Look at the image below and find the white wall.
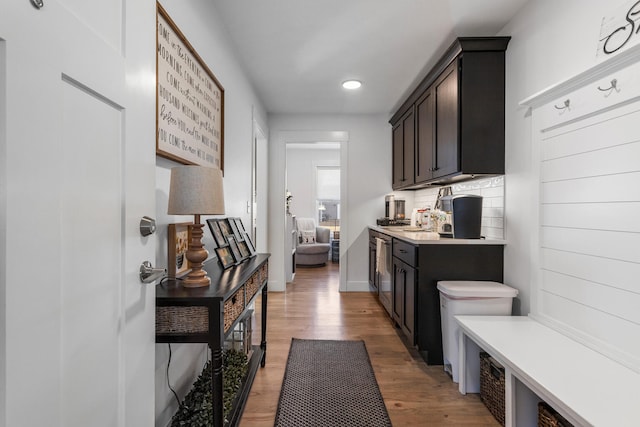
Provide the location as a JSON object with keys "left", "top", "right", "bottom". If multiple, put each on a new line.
{"left": 286, "top": 146, "right": 340, "bottom": 220}
{"left": 154, "top": 1, "right": 267, "bottom": 425}
{"left": 268, "top": 114, "right": 391, "bottom": 292}
{"left": 499, "top": 0, "right": 620, "bottom": 316}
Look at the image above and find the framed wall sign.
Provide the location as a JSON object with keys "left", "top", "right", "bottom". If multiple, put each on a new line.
{"left": 156, "top": 3, "right": 225, "bottom": 170}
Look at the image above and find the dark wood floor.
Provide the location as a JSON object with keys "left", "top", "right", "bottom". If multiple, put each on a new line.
{"left": 240, "top": 262, "right": 500, "bottom": 426}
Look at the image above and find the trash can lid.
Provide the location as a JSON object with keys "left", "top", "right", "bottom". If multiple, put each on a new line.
{"left": 437, "top": 281, "right": 518, "bottom": 298}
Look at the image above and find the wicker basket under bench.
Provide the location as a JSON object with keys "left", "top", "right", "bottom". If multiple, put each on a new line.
{"left": 156, "top": 253, "right": 270, "bottom": 427}
{"left": 479, "top": 352, "right": 574, "bottom": 427}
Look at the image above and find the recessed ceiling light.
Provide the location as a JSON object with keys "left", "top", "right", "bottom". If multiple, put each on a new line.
{"left": 342, "top": 80, "right": 362, "bottom": 90}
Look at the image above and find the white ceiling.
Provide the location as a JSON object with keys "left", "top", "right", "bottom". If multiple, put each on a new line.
{"left": 212, "top": 0, "right": 529, "bottom": 115}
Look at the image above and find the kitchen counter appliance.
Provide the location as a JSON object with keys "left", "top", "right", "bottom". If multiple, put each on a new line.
{"left": 384, "top": 194, "right": 406, "bottom": 221}
{"left": 438, "top": 194, "right": 483, "bottom": 239}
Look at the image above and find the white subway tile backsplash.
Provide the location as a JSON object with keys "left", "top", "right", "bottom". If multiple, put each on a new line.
{"left": 415, "top": 176, "right": 505, "bottom": 239}
{"left": 481, "top": 186, "right": 504, "bottom": 198}
{"left": 491, "top": 198, "right": 504, "bottom": 208}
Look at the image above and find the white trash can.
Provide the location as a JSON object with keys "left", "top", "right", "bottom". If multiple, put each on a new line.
{"left": 437, "top": 281, "right": 518, "bottom": 389}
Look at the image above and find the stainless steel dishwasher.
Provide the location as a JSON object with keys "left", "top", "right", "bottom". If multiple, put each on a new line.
{"left": 375, "top": 235, "right": 392, "bottom": 316}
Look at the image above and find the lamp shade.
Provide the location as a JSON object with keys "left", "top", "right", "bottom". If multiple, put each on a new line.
{"left": 167, "top": 166, "right": 225, "bottom": 215}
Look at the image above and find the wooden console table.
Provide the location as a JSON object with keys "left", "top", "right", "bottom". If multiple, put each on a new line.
{"left": 156, "top": 253, "right": 270, "bottom": 427}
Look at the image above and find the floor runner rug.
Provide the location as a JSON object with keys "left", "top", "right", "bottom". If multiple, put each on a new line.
{"left": 274, "top": 338, "right": 392, "bottom": 427}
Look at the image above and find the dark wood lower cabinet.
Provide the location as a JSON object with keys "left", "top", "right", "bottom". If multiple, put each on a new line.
{"left": 392, "top": 257, "right": 416, "bottom": 343}
{"left": 415, "top": 244, "right": 503, "bottom": 365}
{"left": 381, "top": 234, "right": 504, "bottom": 365}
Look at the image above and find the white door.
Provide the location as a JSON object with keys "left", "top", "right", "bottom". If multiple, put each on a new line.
{"left": 0, "top": 2, "right": 156, "bottom": 427}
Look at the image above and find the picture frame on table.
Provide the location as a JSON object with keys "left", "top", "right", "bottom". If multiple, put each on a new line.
{"left": 227, "top": 235, "right": 245, "bottom": 263}
{"left": 237, "top": 240, "right": 251, "bottom": 259}
{"left": 218, "top": 218, "right": 233, "bottom": 240}
{"left": 244, "top": 233, "right": 257, "bottom": 257}
{"left": 234, "top": 218, "right": 246, "bottom": 234}
{"left": 206, "top": 218, "right": 226, "bottom": 247}
{"left": 168, "top": 222, "right": 192, "bottom": 278}
{"left": 215, "top": 246, "right": 235, "bottom": 269}
{"left": 229, "top": 217, "right": 244, "bottom": 242}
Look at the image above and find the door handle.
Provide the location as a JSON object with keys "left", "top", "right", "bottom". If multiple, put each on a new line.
{"left": 139, "top": 261, "right": 167, "bottom": 284}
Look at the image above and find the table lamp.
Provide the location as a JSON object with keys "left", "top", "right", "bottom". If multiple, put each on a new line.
{"left": 168, "top": 165, "right": 225, "bottom": 287}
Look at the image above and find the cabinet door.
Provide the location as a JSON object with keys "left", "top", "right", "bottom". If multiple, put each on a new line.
{"left": 392, "top": 258, "right": 404, "bottom": 324}
{"left": 392, "top": 122, "right": 404, "bottom": 188}
{"left": 415, "top": 89, "right": 435, "bottom": 183}
{"left": 401, "top": 264, "right": 415, "bottom": 342}
{"left": 434, "top": 62, "right": 459, "bottom": 179}
{"left": 393, "top": 258, "right": 416, "bottom": 344}
{"left": 392, "top": 109, "right": 415, "bottom": 189}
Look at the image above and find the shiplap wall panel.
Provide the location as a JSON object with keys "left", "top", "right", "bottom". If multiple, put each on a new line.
{"left": 542, "top": 248, "right": 639, "bottom": 294}
{"left": 541, "top": 141, "right": 640, "bottom": 182}
{"left": 541, "top": 227, "right": 640, "bottom": 264}
{"left": 538, "top": 292, "right": 640, "bottom": 363}
{"left": 542, "top": 172, "right": 640, "bottom": 204}
{"left": 541, "top": 107, "right": 640, "bottom": 161}
{"left": 525, "top": 45, "right": 640, "bottom": 372}
{"left": 541, "top": 202, "right": 640, "bottom": 232}
{"left": 540, "top": 270, "right": 640, "bottom": 324}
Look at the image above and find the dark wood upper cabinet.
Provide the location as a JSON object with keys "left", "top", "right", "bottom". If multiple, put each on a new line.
{"left": 433, "top": 62, "right": 458, "bottom": 180}
{"left": 392, "top": 108, "right": 415, "bottom": 189}
{"left": 390, "top": 37, "right": 510, "bottom": 189}
{"left": 415, "top": 88, "right": 434, "bottom": 183}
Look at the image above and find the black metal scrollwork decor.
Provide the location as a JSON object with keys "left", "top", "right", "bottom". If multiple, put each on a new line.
{"left": 601, "top": 0, "right": 640, "bottom": 55}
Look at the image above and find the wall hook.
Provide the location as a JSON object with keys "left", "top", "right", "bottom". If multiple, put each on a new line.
{"left": 30, "top": 0, "right": 43, "bottom": 9}
{"left": 597, "top": 78, "right": 619, "bottom": 93}
{"left": 554, "top": 99, "right": 570, "bottom": 110}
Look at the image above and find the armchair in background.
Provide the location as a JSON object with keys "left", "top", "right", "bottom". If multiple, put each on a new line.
{"left": 295, "top": 217, "right": 331, "bottom": 266}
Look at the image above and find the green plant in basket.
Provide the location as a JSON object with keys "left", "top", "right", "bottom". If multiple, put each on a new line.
{"left": 171, "top": 349, "right": 248, "bottom": 426}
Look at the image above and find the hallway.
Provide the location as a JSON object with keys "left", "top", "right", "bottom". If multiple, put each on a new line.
{"left": 240, "top": 263, "right": 499, "bottom": 426}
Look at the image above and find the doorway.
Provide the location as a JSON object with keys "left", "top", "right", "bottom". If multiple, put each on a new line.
{"left": 286, "top": 143, "right": 341, "bottom": 279}
{"left": 270, "top": 130, "right": 348, "bottom": 292}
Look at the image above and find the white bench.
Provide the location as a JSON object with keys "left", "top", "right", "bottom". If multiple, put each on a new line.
{"left": 456, "top": 315, "right": 640, "bottom": 427}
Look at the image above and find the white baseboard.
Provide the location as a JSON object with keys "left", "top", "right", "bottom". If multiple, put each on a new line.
{"left": 345, "top": 281, "right": 372, "bottom": 292}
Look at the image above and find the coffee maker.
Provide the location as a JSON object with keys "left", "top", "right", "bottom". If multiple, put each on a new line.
{"left": 438, "top": 194, "right": 483, "bottom": 238}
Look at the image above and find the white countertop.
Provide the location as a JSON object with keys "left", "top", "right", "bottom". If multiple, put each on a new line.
{"left": 369, "top": 225, "right": 506, "bottom": 245}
